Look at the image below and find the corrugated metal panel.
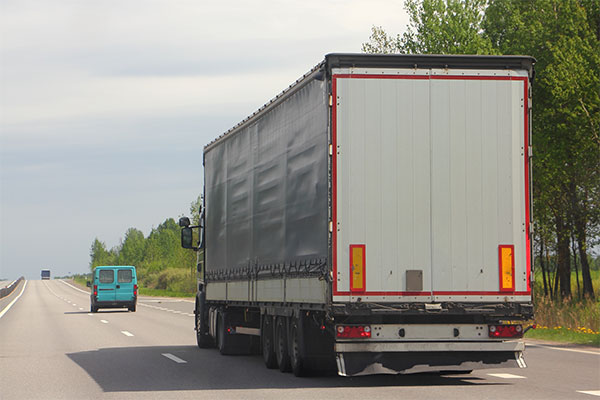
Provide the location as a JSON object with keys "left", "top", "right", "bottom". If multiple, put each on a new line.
{"left": 333, "top": 68, "right": 530, "bottom": 302}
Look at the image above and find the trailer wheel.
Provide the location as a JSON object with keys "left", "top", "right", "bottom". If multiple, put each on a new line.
{"left": 261, "top": 316, "right": 277, "bottom": 369}
{"left": 274, "top": 316, "right": 291, "bottom": 372}
{"left": 289, "top": 317, "right": 307, "bottom": 376}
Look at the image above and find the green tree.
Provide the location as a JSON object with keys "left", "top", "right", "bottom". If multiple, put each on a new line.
{"left": 485, "top": 0, "right": 599, "bottom": 299}
{"left": 89, "top": 238, "right": 115, "bottom": 270}
{"left": 363, "top": 0, "right": 599, "bottom": 299}
{"left": 362, "top": 0, "right": 496, "bottom": 54}
{"left": 119, "top": 228, "right": 146, "bottom": 266}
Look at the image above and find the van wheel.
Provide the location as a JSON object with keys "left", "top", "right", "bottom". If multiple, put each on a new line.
{"left": 129, "top": 304, "right": 136, "bottom": 312}
{"left": 262, "top": 315, "right": 277, "bottom": 369}
{"left": 275, "top": 316, "right": 291, "bottom": 372}
{"left": 91, "top": 305, "right": 97, "bottom": 313}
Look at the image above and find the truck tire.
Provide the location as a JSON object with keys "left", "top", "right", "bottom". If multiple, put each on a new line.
{"left": 289, "top": 317, "right": 307, "bottom": 376}
{"left": 195, "top": 298, "right": 213, "bottom": 348}
{"left": 217, "top": 311, "right": 229, "bottom": 355}
{"left": 275, "top": 316, "right": 291, "bottom": 372}
{"left": 261, "top": 315, "right": 277, "bottom": 369}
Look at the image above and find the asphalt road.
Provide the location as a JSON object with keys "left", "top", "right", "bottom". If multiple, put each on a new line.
{"left": 1, "top": 280, "right": 598, "bottom": 400}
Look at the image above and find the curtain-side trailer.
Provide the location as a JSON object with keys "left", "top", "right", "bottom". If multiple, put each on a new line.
{"left": 179, "top": 53, "right": 535, "bottom": 377}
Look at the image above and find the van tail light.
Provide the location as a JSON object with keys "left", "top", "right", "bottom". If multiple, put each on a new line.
{"left": 488, "top": 324, "right": 523, "bottom": 338}
{"left": 134, "top": 284, "right": 138, "bottom": 296}
{"left": 93, "top": 285, "right": 97, "bottom": 296}
{"left": 336, "top": 325, "right": 371, "bottom": 339}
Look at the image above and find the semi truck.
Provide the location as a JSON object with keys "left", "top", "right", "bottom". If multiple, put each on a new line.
{"left": 41, "top": 269, "right": 51, "bottom": 280}
{"left": 179, "top": 53, "right": 534, "bottom": 377}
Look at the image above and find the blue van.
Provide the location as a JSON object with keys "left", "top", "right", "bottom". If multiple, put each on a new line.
{"left": 88, "top": 266, "right": 137, "bottom": 312}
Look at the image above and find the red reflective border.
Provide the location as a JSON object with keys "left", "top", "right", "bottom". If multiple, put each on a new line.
{"left": 331, "top": 73, "right": 531, "bottom": 297}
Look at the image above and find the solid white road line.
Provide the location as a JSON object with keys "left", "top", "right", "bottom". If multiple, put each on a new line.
{"left": 59, "top": 279, "right": 89, "bottom": 294}
{"left": 100, "top": 320, "right": 108, "bottom": 324}
{"left": 0, "top": 280, "right": 28, "bottom": 320}
{"left": 528, "top": 343, "right": 600, "bottom": 356}
{"left": 487, "top": 373, "right": 526, "bottom": 379}
{"left": 162, "top": 353, "right": 187, "bottom": 364}
{"left": 121, "top": 331, "right": 134, "bottom": 337}
{"left": 577, "top": 390, "right": 600, "bottom": 397}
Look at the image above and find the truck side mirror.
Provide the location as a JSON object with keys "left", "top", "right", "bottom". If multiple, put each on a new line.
{"left": 179, "top": 217, "right": 191, "bottom": 227}
{"left": 181, "top": 227, "right": 194, "bottom": 249}
{"left": 86, "top": 281, "right": 91, "bottom": 288}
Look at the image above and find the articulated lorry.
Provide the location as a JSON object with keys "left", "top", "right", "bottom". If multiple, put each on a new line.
{"left": 179, "top": 53, "right": 534, "bottom": 376}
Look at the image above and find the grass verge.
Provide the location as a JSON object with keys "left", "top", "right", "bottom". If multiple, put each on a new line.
{"left": 525, "top": 326, "right": 600, "bottom": 347}
{"left": 139, "top": 287, "right": 194, "bottom": 298}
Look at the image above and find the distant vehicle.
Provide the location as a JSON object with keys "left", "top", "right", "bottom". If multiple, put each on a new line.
{"left": 179, "top": 54, "right": 534, "bottom": 377}
{"left": 41, "top": 270, "right": 51, "bottom": 280}
{"left": 87, "top": 266, "right": 137, "bottom": 312}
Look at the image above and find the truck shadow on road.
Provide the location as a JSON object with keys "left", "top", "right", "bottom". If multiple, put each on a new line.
{"left": 67, "top": 346, "right": 508, "bottom": 392}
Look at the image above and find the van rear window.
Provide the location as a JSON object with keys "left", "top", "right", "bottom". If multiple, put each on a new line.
{"left": 99, "top": 270, "right": 114, "bottom": 283}
{"left": 118, "top": 269, "right": 133, "bottom": 283}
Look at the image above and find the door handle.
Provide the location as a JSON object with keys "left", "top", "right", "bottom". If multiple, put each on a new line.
{"left": 116, "top": 285, "right": 120, "bottom": 289}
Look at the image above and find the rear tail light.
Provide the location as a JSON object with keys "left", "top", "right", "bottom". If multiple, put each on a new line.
{"left": 489, "top": 324, "right": 523, "bottom": 338}
{"left": 134, "top": 284, "right": 138, "bottom": 295}
{"left": 93, "top": 284, "right": 97, "bottom": 296}
{"left": 336, "top": 325, "right": 371, "bottom": 339}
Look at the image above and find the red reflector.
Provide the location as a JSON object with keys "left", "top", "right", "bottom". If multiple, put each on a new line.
{"left": 134, "top": 284, "right": 138, "bottom": 294}
{"left": 336, "top": 325, "right": 371, "bottom": 339}
{"left": 488, "top": 324, "right": 523, "bottom": 338}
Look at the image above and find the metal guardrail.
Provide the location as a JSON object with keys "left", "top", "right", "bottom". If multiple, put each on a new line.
{"left": 0, "top": 277, "right": 24, "bottom": 299}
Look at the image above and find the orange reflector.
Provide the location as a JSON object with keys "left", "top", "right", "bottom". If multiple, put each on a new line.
{"left": 498, "top": 245, "right": 515, "bottom": 291}
{"left": 350, "top": 244, "right": 366, "bottom": 293}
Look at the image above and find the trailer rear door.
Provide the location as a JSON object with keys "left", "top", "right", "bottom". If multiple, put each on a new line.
{"left": 332, "top": 67, "right": 531, "bottom": 304}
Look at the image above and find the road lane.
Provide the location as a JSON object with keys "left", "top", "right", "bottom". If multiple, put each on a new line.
{"left": 1, "top": 280, "right": 598, "bottom": 400}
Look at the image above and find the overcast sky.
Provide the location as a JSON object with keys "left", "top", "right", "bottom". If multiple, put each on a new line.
{"left": 0, "top": 0, "right": 409, "bottom": 280}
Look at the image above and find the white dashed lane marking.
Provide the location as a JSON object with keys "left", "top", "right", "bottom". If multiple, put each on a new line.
{"left": 577, "top": 391, "right": 600, "bottom": 397}
{"left": 162, "top": 353, "right": 187, "bottom": 364}
{"left": 487, "top": 373, "right": 526, "bottom": 379}
{"left": 527, "top": 343, "right": 600, "bottom": 356}
{"left": 100, "top": 320, "right": 108, "bottom": 324}
{"left": 139, "top": 302, "right": 194, "bottom": 317}
{"left": 121, "top": 331, "right": 134, "bottom": 337}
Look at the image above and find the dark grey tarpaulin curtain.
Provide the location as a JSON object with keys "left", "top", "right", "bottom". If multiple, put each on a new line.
{"left": 204, "top": 77, "right": 329, "bottom": 272}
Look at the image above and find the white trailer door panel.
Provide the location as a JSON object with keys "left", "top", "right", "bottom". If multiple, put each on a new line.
{"left": 332, "top": 68, "right": 531, "bottom": 303}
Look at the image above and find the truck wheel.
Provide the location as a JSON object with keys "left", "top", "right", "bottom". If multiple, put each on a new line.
{"left": 289, "top": 317, "right": 307, "bottom": 376}
{"left": 195, "top": 299, "right": 213, "bottom": 348}
{"left": 275, "top": 316, "right": 291, "bottom": 372}
{"left": 217, "top": 311, "right": 228, "bottom": 355}
{"left": 261, "top": 316, "right": 278, "bottom": 369}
